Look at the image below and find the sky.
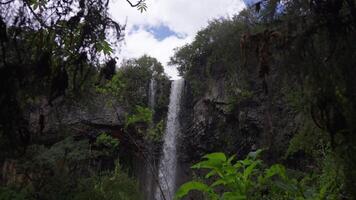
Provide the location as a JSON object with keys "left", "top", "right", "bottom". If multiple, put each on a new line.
{"left": 109, "top": 0, "right": 248, "bottom": 79}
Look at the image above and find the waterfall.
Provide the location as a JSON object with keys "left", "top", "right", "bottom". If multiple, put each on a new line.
{"left": 145, "top": 72, "right": 156, "bottom": 200}
{"left": 148, "top": 76, "right": 156, "bottom": 109}
{"left": 154, "top": 79, "right": 184, "bottom": 200}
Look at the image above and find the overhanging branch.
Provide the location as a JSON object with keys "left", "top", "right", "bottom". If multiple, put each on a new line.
{"left": 126, "top": 0, "right": 143, "bottom": 7}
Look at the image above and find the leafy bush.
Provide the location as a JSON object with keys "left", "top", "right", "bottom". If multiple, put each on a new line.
{"left": 74, "top": 164, "right": 141, "bottom": 200}
{"left": 95, "top": 132, "right": 120, "bottom": 156}
{"left": 146, "top": 119, "right": 165, "bottom": 142}
{"left": 175, "top": 150, "right": 341, "bottom": 200}
{"left": 125, "top": 106, "right": 153, "bottom": 129}
{"left": 175, "top": 150, "right": 285, "bottom": 199}
{"left": 0, "top": 186, "right": 27, "bottom": 200}
{"left": 96, "top": 55, "right": 167, "bottom": 110}
{"left": 96, "top": 71, "right": 125, "bottom": 100}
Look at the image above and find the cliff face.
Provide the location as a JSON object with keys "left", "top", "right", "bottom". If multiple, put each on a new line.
{"left": 27, "top": 95, "right": 125, "bottom": 133}
{"left": 176, "top": 62, "right": 299, "bottom": 188}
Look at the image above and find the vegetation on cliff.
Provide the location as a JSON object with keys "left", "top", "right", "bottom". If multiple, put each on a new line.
{"left": 0, "top": 0, "right": 356, "bottom": 199}
{"left": 172, "top": 0, "right": 356, "bottom": 199}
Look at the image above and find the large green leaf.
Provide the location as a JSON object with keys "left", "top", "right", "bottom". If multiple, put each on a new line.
{"left": 243, "top": 161, "right": 259, "bottom": 181}
{"left": 192, "top": 153, "right": 227, "bottom": 169}
{"left": 203, "top": 152, "right": 227, "bottom": 162}
{"left": 265, "top": 164, "right": 286, "bottom": 180}
{"left": 192, "top": 159, "right": 222, "bottom": 170}
{"left": 174, "top": 181, "right": 216, "bottom": 200}
{"left": 221, "top": 192, "right": 246, "bottom": 200}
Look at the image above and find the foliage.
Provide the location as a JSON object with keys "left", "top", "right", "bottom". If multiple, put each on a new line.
{"left": 18, "top": 137, "right": 91, "bottom": 199}
{"left": 175, "top": 150, "right": 342, "bottom": 200}
{"left": 0, "top": 0, "right": 151, "bottom": 155}
{"left": 95, "top": 132, "right": 119, "bottom": 156}
{"left": 0, "top": 135, "right": 138, "bottom": 200}
{"left": 227, "top": 88, "right": 253, "bottom": 115}
{"left": 170, "top": 17, "right": 251, "bottom": 99}
{"left": 0, "top": 186, "right": 26, "bottom": 200}
{"left": 146, "top": 119, "right": 165, "bottom": 142}
{"left": 97, "top": 55, "right": 167, "bottom": 110}
{"left": 171, "top": 0, "right": 356, "bottom": 198}
{"left": 0, "top": 0, "right": 141, "bottom": 153}
{"left": 96, "top": 70, "right": 124, "bottom": 98}
{"left": 286, "top": 119, "right": 328, "bottom": 159}
{"left": 123, "top": 105, "right": 166, "bottom": 142}
{"left": 74, "top": 163, "right": 141, "bottom": 200}
{"left": 125, "top": 106, "right": 153, "bottom": 129}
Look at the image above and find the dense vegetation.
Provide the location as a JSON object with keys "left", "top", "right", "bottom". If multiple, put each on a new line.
{"left": 1, "top": 0, "right": 356, "bottom": 199}
{"left": 171, "top": 0, "right": 356, "bottom": 199}
{"left": 0, "top": 0, "right": 167, "bottom": 199}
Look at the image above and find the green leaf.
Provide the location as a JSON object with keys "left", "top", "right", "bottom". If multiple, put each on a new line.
{"left": 137, "top": 0, "right": 147, "bottom": 13}
{"left": 243, "top": 161, "right": 258, "bottom": 180}
{"left": 95, "top": 42, "right": 102, "bottom": 52}
{"left": 192, "top": 160, "right": 222, "bottom": 169}
{"left": 203, "top": 152, "right": 227, "bottom": 162}
{"left": 95, "top": 40, "right": 113, "bottom": 55}
{"left": 205, "top": 170, "right": 217, "bottom": 178}
{"left": 274, "top": 180, "right": 299, "bottom": 194}
{"left": 227, "top": 155, "right": 236, "bottom": 164}
{"left": 222, "top": 192, "right": 246, "bottom": 200}
{"left": 33, "top": 3, "right": 39, "bottom": 10}
{"left": 28, "top": 0, "right": 37, "bottom": 5}
{"left": 174, "top": 181, "right": 212, "bottom": 200}
{"left": 102, "top": 41, "right": 113, "bottom": 55}
{"left": 265, "top": 164, "right": 286, "bottom": 180}
{"left": 211, "top": 179, "right": 225, "bottom": 187}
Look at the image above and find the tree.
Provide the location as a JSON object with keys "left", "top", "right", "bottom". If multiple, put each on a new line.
{"left": 0, "top": 0, "right": 146, "bottom": 154}
{"left": 170, "top": 0, "right": 356, "bottom": 198}
{"left": 97, "top": 55, "right": 166, "bottom": 110}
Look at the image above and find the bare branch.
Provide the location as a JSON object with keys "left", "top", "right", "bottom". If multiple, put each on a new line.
{"left": 23, "top": 0, "right": 51, "bottom": 29}
{"left": 0, "top": 0, "right": 15, "bottom": 5}
{"left": 125, "top": 0, "right": 143, "bottom": 7}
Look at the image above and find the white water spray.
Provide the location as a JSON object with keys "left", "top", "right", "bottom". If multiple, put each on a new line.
{"left": 154, "top": 79, "right": 184, "bottom": 200}
{"left": 148, "top": 69, "right": 156, "bottom": 109}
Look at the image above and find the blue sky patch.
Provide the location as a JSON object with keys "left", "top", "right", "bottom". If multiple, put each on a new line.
{"left": 147, "top": 25, "right": 182, "bottom": 41}
{"left": 129, "top": 24, "right": 186, "bottom": 41}
{"left": 243, "top": 0, "right": 258, "bottom": 7}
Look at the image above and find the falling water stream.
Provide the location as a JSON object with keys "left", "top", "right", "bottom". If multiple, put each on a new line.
{"left": 154, "top": 79, "right": 184, "bottom": 200}
{"left": 144, "top": 73, "right": 157, "bottom": 199}
{"left": 148, "top": 74, "right": 156, "bottom": 109}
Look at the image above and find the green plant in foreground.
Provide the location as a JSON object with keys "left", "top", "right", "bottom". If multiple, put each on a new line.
{"left": 175, "top": 150, "right": 339, "bottom": 200}
{"left": 74, "top": 163, "right": 141, "bottom": 200}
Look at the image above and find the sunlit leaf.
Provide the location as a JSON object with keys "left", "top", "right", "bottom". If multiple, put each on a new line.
{"left": 203, "top": 152, "right": 227, "bottom": 162}
{"left": 174, "top": 181, "right": 212, "bottom": 199}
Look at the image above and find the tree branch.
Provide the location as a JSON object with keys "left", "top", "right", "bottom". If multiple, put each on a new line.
{"left": 23, "top": 0, "right": 51, "bottom": 29}
{"left": 0, "top": 0, "right": 15, "bottom": 5}
{"left": 126, "top": 0, "right": 143, "bottom": 7}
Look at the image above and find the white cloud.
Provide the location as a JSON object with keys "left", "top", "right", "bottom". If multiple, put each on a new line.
{"left": 120, "top": 27, "right": 192, "bottom": 79}
{"left": 109, "top": 0, "right": 246, "bottom": 79}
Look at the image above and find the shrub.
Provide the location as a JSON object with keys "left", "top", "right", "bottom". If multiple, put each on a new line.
{"left": 125, "top": 106, "right": 153, "bottom": 129}
{"left": 95, "top": 132, "right": 119, "bottom": 154}
{"left": 175, "top": 150, "right": 341, "bottom": 200}
{"left": 74, "top": 164, "right": 141, "bottom": 200}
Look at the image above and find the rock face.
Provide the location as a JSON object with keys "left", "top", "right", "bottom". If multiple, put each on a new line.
{"left": 27, "top": 95, "right": 125, "bottom": 135}
{"left": 176, "top": 64, "right": 299, "bottom": 190}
